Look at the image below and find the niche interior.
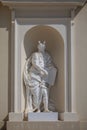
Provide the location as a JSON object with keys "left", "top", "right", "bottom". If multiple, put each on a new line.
{"left": 21, "top": 25, "right": 64, "bottom": 112}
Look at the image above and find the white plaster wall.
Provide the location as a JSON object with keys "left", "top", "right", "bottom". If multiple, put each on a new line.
{"left": 72, "top": 4, "right": 87, "bottom": 120}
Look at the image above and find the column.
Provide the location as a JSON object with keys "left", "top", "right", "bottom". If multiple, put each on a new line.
{"left": 60, "top": 18, "right": 79, "bottom": 121}
{"left": 9, "top": 9, "right": 23, "bottom": 121}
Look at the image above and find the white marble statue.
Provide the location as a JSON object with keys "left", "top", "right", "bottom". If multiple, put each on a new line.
{"left": 24, "top": 41, "right": 57, "bottom": 113}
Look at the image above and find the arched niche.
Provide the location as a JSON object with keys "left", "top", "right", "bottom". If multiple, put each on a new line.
{"left": 21, "top": 25, "right": 64, "bottom": 112}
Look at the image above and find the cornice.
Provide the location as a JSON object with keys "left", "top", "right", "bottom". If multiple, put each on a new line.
{"left": 1, "top": 0, "right": 83, "bottom": 8}
{"left": 1, "top": 0, "right": 85, "bottom": 18}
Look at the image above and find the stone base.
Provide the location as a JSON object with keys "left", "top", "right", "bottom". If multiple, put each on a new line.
{"left": 28, "top": 112, "right": 58, "bottom": 121}
{"left": 59, "top": 112, "right": 79, "bottom": 121}
{"left": 7, "top": 121, "right": 80, "bottom": 130}
{"left": 9, "top": 112, "right": 23, "bottom": 121}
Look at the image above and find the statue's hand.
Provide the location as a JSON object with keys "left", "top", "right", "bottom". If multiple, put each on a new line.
{"left": 40, "top": 70, "right": 48, "bottom": 77}
{"left": 40, "top": 71, "right": 45, "bottom": 76}
{"left": 44, "top": 70, "right": 48, "bottom": 76}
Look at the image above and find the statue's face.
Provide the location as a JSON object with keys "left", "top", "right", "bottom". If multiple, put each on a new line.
{"left": 38, "top": 43, "right": 46, "bottom": 52}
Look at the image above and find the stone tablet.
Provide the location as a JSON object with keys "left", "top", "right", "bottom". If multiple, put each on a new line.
{"left": 46, "top": 67, "right": 57, "bottom": 86}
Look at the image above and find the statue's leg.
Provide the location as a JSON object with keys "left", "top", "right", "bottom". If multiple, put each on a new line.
{"left": 25, "top": 86, "right": 33, "bottom": 113}
{"left": 32, "top": 85, "right": 40, "bottom": 112}
{"left": 43, "top": 88, "right": 49, "bottom": 112}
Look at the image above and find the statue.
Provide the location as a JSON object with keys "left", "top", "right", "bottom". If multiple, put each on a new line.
{"left": 24, "top": 41, "right": 57, "bottom": 114}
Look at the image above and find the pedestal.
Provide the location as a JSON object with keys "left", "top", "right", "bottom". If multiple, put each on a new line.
{"left": 28, "top": 112, "right": 58, "bottom": 121}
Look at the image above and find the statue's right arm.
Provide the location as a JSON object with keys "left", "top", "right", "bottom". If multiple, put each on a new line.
{"left": 24, "top": 57, "right": 32, "bottom": 86}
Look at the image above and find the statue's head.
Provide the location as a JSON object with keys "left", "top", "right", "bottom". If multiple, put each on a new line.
{"left": 37, "top": 41, "right": 46, "bottom": 52}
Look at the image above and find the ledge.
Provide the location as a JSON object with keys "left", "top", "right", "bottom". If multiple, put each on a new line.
{"left": 1, "top": 0, "right": 83, "bottom": 8}
{"left": 7, "top": 121, "right": 80, "bottom": 130}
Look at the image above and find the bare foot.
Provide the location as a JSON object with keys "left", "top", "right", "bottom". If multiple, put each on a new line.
{"left": 44, "top": 109, "right": 51, "bottom": 112}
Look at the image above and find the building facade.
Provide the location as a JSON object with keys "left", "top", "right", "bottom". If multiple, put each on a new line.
{"left": 0, "top": 0, "right": 87, "bottom": 130}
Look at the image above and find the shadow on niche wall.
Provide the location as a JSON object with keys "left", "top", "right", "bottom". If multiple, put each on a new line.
{"left": 23, "top": 25, "right": 65, "bottom": 112}
{"left": 0, "top": 3, "right": 11, "bottom": 116}
{"left": 0, "top": 2, "right": 11, "bottom": 130}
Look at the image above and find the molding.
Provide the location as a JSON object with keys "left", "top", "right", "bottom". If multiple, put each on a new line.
{"left": 11, "top": 9, "right": 15, "bottom": 112}
{"left": 1, "top": 1, "right": 83, "bottom": 12}
{"left": 16, "top": 18, "right": 71, "bottom": 25}
{"left": 1, "top": 1, "right": 83, "bottom": 6}
{"left": 1, "top": 1, "right": 84, "bottom": 18}
{"left": 7, "top": 121, "right": 80, "bottom": 130}
{"left": 1, "top": 1, "right": 85, "bottom": 19}
{"left": 11, "top": 9, "right": 22, "bottom": 112}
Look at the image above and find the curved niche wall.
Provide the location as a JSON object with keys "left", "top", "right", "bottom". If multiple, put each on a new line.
{"left": 21, "top": 25, "right": 64, "bottom": 112}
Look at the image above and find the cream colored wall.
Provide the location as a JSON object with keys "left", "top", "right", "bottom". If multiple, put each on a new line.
{"left": 0, "top": 4, "right": 11, "bottom": 121}
{"left": 72, "top": 4, "right": 87, "bottom": 120}
{"left": 0, "top": 1, "right": 87, "bottom": 123}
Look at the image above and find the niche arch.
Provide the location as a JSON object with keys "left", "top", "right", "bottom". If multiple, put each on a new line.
{"left": 21, "top": 25, "right": 64, "bottom": 112}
